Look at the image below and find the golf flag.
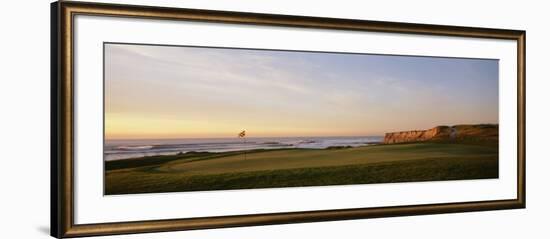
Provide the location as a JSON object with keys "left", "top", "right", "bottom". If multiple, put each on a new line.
{"left": 238, "top": 130, "right": 246, "bottom": 138}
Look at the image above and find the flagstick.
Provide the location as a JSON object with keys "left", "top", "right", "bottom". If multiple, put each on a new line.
{"left": 239, "top": 130, "right": 247, "bottom": 160}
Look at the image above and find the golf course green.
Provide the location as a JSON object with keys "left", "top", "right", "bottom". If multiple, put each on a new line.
{"left": 105, "top": 142, "right": 498, "bottom": 195}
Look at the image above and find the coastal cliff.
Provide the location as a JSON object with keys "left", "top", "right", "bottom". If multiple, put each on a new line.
{"left": 384, "top": 124, "right": 498, "bottom": 144}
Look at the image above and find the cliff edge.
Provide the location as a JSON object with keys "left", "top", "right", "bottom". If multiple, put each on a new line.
{"left": 384, "top": 124, "right": 498, "bottom": 144}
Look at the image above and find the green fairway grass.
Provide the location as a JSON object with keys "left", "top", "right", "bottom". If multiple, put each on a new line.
{"left": 105, "top": 142, "right": 498, "bottom": 195}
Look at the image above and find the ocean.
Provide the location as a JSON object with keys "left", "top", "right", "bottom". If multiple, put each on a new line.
{"left": 105, "top": 136, "right": 383, "bottom": 161}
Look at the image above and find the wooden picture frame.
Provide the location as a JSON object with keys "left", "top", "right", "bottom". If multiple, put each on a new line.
{"left": 51, "top": 1, "right": 525, "bottom": 238}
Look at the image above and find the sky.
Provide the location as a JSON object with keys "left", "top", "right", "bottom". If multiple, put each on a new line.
{"left": 104, "top": 43, "right": 498, "bottom": 139}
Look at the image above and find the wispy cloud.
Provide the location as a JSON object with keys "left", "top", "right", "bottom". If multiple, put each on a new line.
{"left": 105, "top": 44, "right": 498, "bottom": 138}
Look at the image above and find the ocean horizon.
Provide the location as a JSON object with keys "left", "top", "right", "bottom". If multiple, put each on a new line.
{"left": 105, "top": 136, "right": 384, "bottom": 161}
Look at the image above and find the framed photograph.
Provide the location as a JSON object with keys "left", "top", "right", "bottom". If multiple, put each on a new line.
{"left": 51, "top": 1, "right": 526, "bottom": 238}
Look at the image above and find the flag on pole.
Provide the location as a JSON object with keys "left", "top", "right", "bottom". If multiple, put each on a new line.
{"left": 239, "top": 130, "right": 247, "bottom": 160}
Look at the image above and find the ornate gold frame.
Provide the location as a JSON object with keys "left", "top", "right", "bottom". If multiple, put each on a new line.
{"left": 51, "top": 1, "right": 526, "bottom": 237}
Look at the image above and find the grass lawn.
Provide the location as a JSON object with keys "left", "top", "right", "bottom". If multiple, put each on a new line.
{"left": 105, "top": 142, "right": 498, "bottom": 195}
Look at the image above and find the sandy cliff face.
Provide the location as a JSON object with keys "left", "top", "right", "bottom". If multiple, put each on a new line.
{"left": 383, "top": 124, "right": 497, "bottom": 144}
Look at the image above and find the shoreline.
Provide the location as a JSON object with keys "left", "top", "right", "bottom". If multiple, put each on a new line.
{"left": 105, "top": 142, "right": 383, "bottom": 162}
{"left": 105, "top": 135, "right": 386, "bottom": 142}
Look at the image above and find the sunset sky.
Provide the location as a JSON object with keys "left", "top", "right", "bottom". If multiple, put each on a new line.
{"left": 104, "top": 43, "right": 498, "bottom": 139}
